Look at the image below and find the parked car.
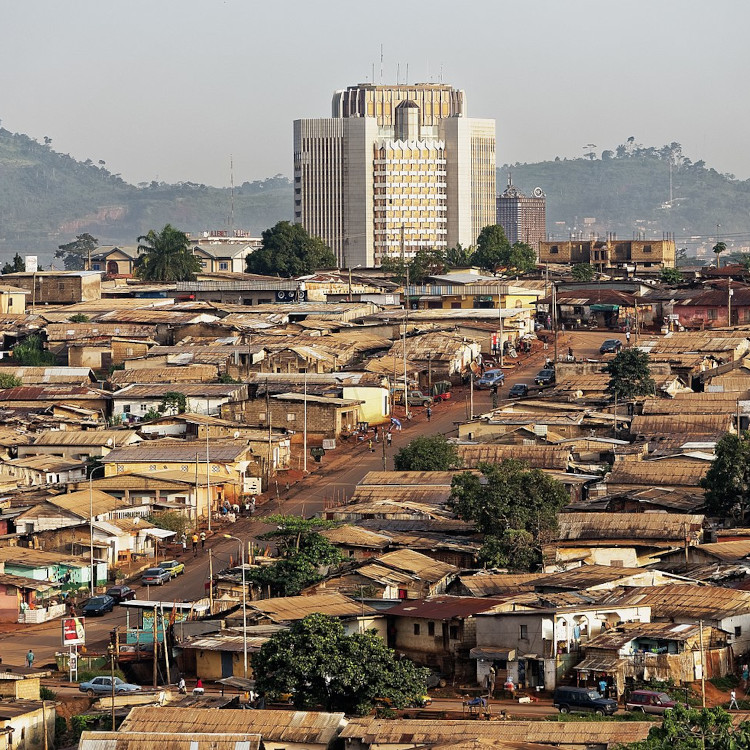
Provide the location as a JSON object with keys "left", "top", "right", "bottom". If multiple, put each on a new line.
{"left": 81, "top": 595, "right": 115, "bottom": 617}
{"left": 626, "top": 690, "right": 681, "bottom": 715}
{"left": 394, "top": 389, "right": 433, "bottom": 407}
{"left": 477, "top": 370, "right": 505, "bottom": 389}
{"left": 508, "top": 383, "right": 529, "bottom": 398}
{"left": 599, "top": 338, "right": 623, "bottom": 354}
{"left": 426, "top": 671, "right": 448, "bottom": 689}
{"left": 79, "top": 676, "right": 141, "bottom": 697}
{"left": 553, "top": 686, "right": 618, "bottom": 716}
{"left": 534, "top": 368, "right": 556, "bottom": 386}
{"left": 159, "top": 560, "right": 185, "bottom": 577}
{"left": 141, "top": 567, "right": 171, "bottom": 586}
{"left": 105, "top": 585, "right": 136, "bottom": 604}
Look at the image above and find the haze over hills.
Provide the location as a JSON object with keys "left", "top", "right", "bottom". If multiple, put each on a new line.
{"left": 1, "top": 126, "right": 749, "bottom": 266}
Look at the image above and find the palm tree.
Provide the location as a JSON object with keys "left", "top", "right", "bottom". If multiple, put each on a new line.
{"left": 135, "top": 224, "right": 203, "bottom": 281}
{"left": 713, "top": 241, "right": 727, "bottom": 269}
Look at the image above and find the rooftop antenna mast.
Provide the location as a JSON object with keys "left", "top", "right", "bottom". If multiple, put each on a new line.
{"left": 397, "top": 62, "right": 400, "bottom": 85}
{"left": 440, "top": 64, "right": 443, "bottom": 83}
{"left": 229, "top": 155, "right": 235, "bottom": 232}
{"left": 380, "top": 44, "right": 383, "bottom": 84}
{"left": 406, "top": 63, "right": 409, "bottom": 85}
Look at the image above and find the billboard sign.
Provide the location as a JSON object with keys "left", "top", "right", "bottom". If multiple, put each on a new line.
{"left": 25, "top": 256, "right": 38, "bottom": 273}
{"left": 61, "top": 616, "right": 85, "bottom": 646}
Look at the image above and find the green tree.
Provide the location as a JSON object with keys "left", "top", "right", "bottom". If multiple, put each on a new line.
{"left": 1, "top": 253, "right": 25, "bottom": 275}
{"left": 246, "top": 221, "right": 336, "bottom": 277}
{"left": 445, "top": 243, "right": 474, "bottom": 268}
{"left": 473, "top": 224, "right": 511, "bottom": 274}
{"left": 620, "top": 703, "right": 750, "bottom": 749}
{"left": 700, "top": 432, "right": 750, "bottom": 520}
{"left": 146, "top": 510, "right": 189, "bottom": 538}
{"left": 408, "top": 248, "right": 446, "bottom": 284}
{"left": 247, "top": 516, "right": 343, "bottom": 596}
{"left": 11, "top": 335, "right": 55, "bottom": 366}
{"left": 508, "top": 242, "right": 537, "bottom": 273}
{"left": 380, "top": 255, "right": 407, "bottom": 284}
{"left": 394, "top": 434, "right": 461, "bottom": 471}
{"left": 253, "top": 613, "right": 428, "bottom": 714}
{"left": 135, "top": 224, "right": 202, "bottom": 281}
{"left": 660, "top": 267, "right": 683, "bottom": 284}
{"left": 0, "top": 373, "right": 22, "bottom": 389}
{"left": 69, "top": 313, "right": 90, "bottom": 323}
{"left": 56, "top": 233, "right": 98, "bottom": 271}
{"left": 571, "top": 263, "right": 596, "bottom": 282}
{"left": 604, "top": 348, "right": 655, "bottom": 400}
{"left": 450, "top": 460, "right": 568, "bottom": 570}
{"left": 713, "top": 241, "right": 727, "bottom": 268}
{"left": 159, "top": 391, "right": 188, "bottom": 414}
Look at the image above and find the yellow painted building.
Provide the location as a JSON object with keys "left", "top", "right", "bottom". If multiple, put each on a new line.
{"left": 409, "top": 278, "right": 546, "bottom": 311}
{"left": 0, "top": 285, "right": 28, "bottom": 314}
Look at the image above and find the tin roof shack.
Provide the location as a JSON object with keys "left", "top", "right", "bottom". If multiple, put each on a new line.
{"left": 544, "top": 512, "right": 706, "bottom": 571}
{"left": 458, "top": 411, "right": 587, "bottom": 443}
{"left": 639, "top": 331, "right": 750, "bottom": 362}
{"left": 1, "top": 367, "right": 96, "bottom": 385}
{"left": 80, "top": 732, "right": 261, "bottom": 750}
{"left": 450, "top": 573, "right": 545, "bottom": 598}
{"left": 308, "top": 549, "right": 458, "bottom": 601}
{"left": 387, "top": 332, "right": 480, "bottom": 380}
{"left": 0, "top": 699, "right": 55, "bottom": 750}
{"left": 0, "top": 671, "right": 41, "bottom": 701}
{"left": 45, "top": 322, "right": 157, "bottom": 367}
{"left": 473, "top": 601, "right": 651, "bottom": 691}
{"left": 112, "top": 383, "right": 248, "bottom": 421}
{"left": 222, "top": 393, "right": 362, "bottom": 442}
{"left": 530, "top": 565, "right": 695, "bottom": 594}
{"left": 14, "top": 489, "right": 121, "bottom": 534}
{"left": 109, "top": 364, "right": 219, "bottom": 386}
{"left": 229, "top": 593, "right": 384, "bottom": 639}
{"left": 653, "top": 540, "right": 750, "bottom": 574}
{"left": 120, "top": 706, "right": 345, "bottom": 750}
{"left": 0, "top": 574, "right": 57, "bottom": 624}
{"left": 385, "top": 596, "right": 506, "bottom": 679}
{"left": 341, "top": 715, "right": 653, "bottom": 750}
{"left": 603, "top": 460, "right": 711, "bottom": 494}
{"left": 0, "top": 455, "right": 87, "bottom": 488}
{"left": 320, "top": 525, "right": 391, "bottom": 561}
{"left": 610, "top": 583, "right": 750, "bottom": 653}
{"left": 5, "top": 270, "right": 101, "bottom": 304}
{"left": 102, "top": 440, "right": 256, "bottom": 508}
{"left": 0, "top": 386, "right": 111, "bottom": 414}
{"left": 575, "top": 622, "right": 730, "bottom": 698}
{"left": 16, "top": 429, "right": 141, "bottom": 461}
{"left": 456, "top": 444, "right": 571, "bottom": 471}
{"left": 671, "top": 282, "right": 750, "bottom": 329}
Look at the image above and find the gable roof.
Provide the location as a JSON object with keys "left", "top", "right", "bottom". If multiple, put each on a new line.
{"left": 386, "top": 595, "right": 506, "bottom": 619}
{"left": 556, "top": 512, "right": 705, "bottom": 543}
{"left": 246, "top": 592, "right": 375, "bottom": 622}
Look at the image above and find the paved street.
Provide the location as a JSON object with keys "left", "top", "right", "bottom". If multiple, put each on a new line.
{"left": 0, "top": 330, "right": 623, "bottom": 673}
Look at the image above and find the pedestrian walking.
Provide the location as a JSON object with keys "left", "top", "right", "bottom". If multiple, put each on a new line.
{"left": 200, "top": 531, "right": 206, "bottom": 549}
{"left": 386, "top": 432, "right": 392, "bottom": 447}
{"left": 193, "top": 678, "right": 204, "bottom": 696}
{"left": 743, "top": 664, "right": 749, "bottom": 689}
{"left": 192, "top": 533, "right": 199, "bottom": 555}
{"left": 368, "top": 439, "right": 374, "bottom": 452}
{"left": 26, "top": 649, "right": 34, "bottom": 669}
{"left": 626, "top": 329, "right": 631, "bottom": 345}
{"left": 730, "top": 689, "right": 740, "bottom": 709}
{"left": 426, "top": 406, "right": 432, "bottom": 422}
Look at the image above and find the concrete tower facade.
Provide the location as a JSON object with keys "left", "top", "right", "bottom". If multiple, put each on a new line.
{"left": 294, "top": 83, "right": 496, "bottom": 267}
{"left": 496, "top": 175, "right": 547, "bottom": 254}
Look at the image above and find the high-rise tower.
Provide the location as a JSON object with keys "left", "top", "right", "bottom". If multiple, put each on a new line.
{"left": 496, "top": 174, "right": 547, "bottom": 254}
{"left": 294, "top": 83, "right": 496, "bottom": 267}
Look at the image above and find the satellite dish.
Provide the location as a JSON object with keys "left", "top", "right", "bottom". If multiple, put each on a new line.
{"left": 233, "top": 431, "right": 240, "bottom": 439}
{"left": 533, "top": 187, "right": 544, "bottom": 198}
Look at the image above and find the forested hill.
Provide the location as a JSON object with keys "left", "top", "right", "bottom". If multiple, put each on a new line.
{"left": 1, "top": 127, "right": 749, "bottom": 263}
{"left": 502, "top": 141, "right": 750, "bottom": 248}
{"left": 0, "top": 128, "right": 293, "bottom": 261}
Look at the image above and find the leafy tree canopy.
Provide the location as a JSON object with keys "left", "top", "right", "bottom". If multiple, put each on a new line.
{"left": 473, "top": 224, "right": 511, "bottom": 273}
{"left": 604, "top": 348, "right": 655, "bottom": 400}
{"left": 394, "top": 435, "right": 461, "bottom": 471}
{"left": 408, "top": 248, "right": 447, "bottom": 284}
{"left": 660, "top": 267, "right": 683, "bottom": 284}
{"left": 246, "top": 221, "right": 336, "bottom": 277}
{"left": 246, "top": 515, "right": 343, "bottom": 596}
{"left": 0, "top": 373, "right": 22, "bottom": 389}
{"left": 135, "top": 224, "right": 202, "bottom": 282}
{"left": 508, "top": 242, "right": 537, "bottom": 273}
{"left": 253, "top": 613, "right": 428, "bottom": 714}
{"left": 700, "top": 432, "right": 750, "bottom": 520}
{"left": 1, "top": 253, "right": 25, "bottom": 275}
{"left": 69, "top": 313, "right": 90, "bottom": 323}
{"left": 445, "top": 243, "right": 474, "bottom": 268}
{"left": 12, "top": 335, "right": 55, "bottom": 366}
{"left": 572, "top": 263, "right": 596, "bottom": 282}
{"left": 159, "top": 391, "right": 188, "bottom": 414}
{"left": 56, "top": 233, "right": 98, "bottom": 271}
{"left": 450, "top": 460, "right": 568, "bottom": 570}
{"left": 620, "top": 703, "right": 750, "bottom": 750}
{"left": 146, "top": 510, "right": 190, "bottom": 538}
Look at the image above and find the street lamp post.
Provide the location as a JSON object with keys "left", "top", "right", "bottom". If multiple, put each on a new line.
{"left": 89, "top": 464, "right": 108, "bottom": 595}
{"left": 224, "top": 535, "right": 248, "bottom": 677}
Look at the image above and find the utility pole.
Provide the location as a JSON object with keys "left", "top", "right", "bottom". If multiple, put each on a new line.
{"left": 470, "top": 371, "right": 474, "bottom": 419}
{"left": 699, "top": 620, "right": 706, "bottom": 707}
{"left": 303, "top": 370, "right": 308, "bottom": 473}
{"left": 265, "top": 381, "right": 272, "bottom": 491}
{"left": 728, "top": 281, "right": 734, "bottom": 328}
{"left": 401, "top": 223, "right": 409, "bottom": 418}
{"left": 499, "top": 310, "right": 505, "bottom": 368}
{"left": 152, "top": 604, "right": 158, "bottom": 689}
{"left": 382, "top": 432, "right": 387, "bottom": 471}
{"left": 208, "top": 549, "right": 214, "bottom": 611}
{"left": 552, "top": 282, "right": 558, "bottom": 365}
{"left": 205, "top": 429, "right": 211, "bottom": 532}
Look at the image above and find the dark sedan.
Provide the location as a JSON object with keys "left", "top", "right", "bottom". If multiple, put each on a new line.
{"left": 534, "top": 368, "right": 556, "bottom": 386}
{"left": 509, "top": 383, "right": 529, "bottom": 398}
{"left": 106, "top": 585, "right": 137, "bottom": 604}
{"left": 599, "top": 339, "right": 623, "bottom": 354}
{"left": 82, "top": 594, "right": 115, "bottom": 616}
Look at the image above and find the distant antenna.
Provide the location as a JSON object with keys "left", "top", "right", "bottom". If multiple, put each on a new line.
{"left": 397, "top": 62, "right": 400, "bottom": 85}
{"left": 440, "top": 63, "right": 443, "bottom": 83}
{"left": 372, "top": 62, "right": 375, "bottom": 84}
{"left": 406, "top": 63, "right": 409, "bottom": 85}
{"left": 229, "top": 155, "right": 235, "bottom": 231}
{"left": 380, "top": 44, "right": 383, "bottom": 84}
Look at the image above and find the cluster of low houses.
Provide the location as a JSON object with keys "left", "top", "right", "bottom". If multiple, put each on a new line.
{"left": 6, "top": 267, "right": 750, "bottom": 748}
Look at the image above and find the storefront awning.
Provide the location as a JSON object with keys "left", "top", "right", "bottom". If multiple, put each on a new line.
{"left": 574, "top": 655, "right": 624, "bottom": 673}
{"left": 144, "top": 528, "right": 177, "bottom": 539}
{"left": 470, "top": 646, "right": 516, "bottom": 661}
{"left": 590, "top": 304, "right": 620, "bottom": 312}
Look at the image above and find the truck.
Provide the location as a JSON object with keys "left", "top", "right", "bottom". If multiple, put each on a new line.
{"left": 392, "top": 388, "right": 433, "bottom": 407}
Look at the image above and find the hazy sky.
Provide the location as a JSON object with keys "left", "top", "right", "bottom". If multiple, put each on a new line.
{"left": 2, "top": 0, "right": 747, "bottom": 187}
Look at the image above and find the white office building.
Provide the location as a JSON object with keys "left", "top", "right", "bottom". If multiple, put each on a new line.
{"left": 294, "top": 83, "right": 496, "bottom": 267}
